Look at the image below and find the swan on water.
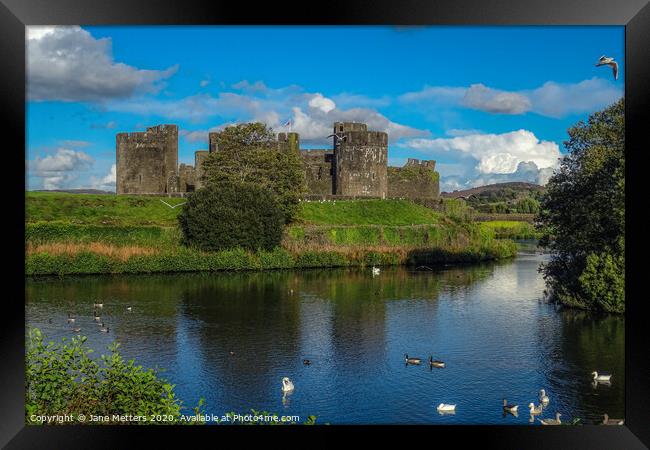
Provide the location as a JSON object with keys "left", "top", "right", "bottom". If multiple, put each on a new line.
{"left": 372, "top": 266, "right": 380, "bottom": 276}
{"left": 437, "top": 403, "right": 456, "bottom": 412}
{"left": 282, "top": 377, "right": 295, "bottom": 392}
{"left": 539, "top": 389, "right": 549, "bottom": 405}
{"left": 539, "top": 412, "right": 562, "bottom": 425}
{"left": 602, "top": 413, "right": 624, "bottom": 425}
{"left": 592, "top": 371, "right": 612, "bottom": 382}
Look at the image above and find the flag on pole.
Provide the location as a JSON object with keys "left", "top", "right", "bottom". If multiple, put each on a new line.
{"left": 283, "top": 119, "right": 292, "bottom": 130}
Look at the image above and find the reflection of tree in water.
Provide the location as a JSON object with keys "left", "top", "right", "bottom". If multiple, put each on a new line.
{"left": 537, "top": 308, "right": 624, "bottom": 423}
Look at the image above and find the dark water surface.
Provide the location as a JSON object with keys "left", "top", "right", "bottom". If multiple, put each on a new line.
{"left": 25, "top": 244, "right": 624, "bottom": 425}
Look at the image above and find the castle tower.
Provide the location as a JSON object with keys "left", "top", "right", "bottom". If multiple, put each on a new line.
{"left": 333, "top": 122, "right": 388, "bottom": 198}
{"left": 277, "top": 132, "right": 300, "bottom": 154}
{"left": 194, "top": 150, "right": 210, "bottom": 189}
{"left": 116, "top": 124, "right": 178, "bottom": 194}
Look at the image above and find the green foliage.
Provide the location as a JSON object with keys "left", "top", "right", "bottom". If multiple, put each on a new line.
{"left": 480, "top": 221, "right": 541, "bottom": 240}
{"left": 513, "top": 197, "right": 540, "bottom": 214}
{"left": 25, "top": 328, "right": 202, "bottom": 424}
{"left": 537, "top": 98, "right": 625, "bottom": 313}
{"left": 297, "top": 199, "right": 441, "bottom": 226}
{"left": 178, "top": 183, "right": 285, "bottom": 252}
{"left": 201, "top": 122, "right": 306, "bottom": 223}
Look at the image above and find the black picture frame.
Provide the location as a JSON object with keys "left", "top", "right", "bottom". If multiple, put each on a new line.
{"left": 3, "top": 0, "right": 649, "bottom": 447}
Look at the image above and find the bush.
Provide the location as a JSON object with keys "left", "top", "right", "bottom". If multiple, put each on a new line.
{"left": 178, "top": 183, "right": 285, "bottom": 252}
{"left": 25, "top": 328, "right": 201, "bottom": 424}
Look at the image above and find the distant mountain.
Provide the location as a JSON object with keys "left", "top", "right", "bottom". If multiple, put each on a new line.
{"left": 441, "top": 182, "right": 544, "bottom": 199}
{"left": 34, "top": 189, "right": 115, "bottom": 195}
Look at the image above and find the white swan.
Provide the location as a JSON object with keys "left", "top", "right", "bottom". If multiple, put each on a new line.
{"left": 602, "top": 413, "right": 624, "bottom": 425}
{"left": 539, "top": 389, "right": 549, "bottom": 405}
{"left": 437, "top": 403, "right": 456, "bottom": 412}
{"left": 372, "top": 266, "right": 380, "bottom": 276}
{"left": 528, "top": 403, "right": 543, "bottom": 415}
{"left": 281, "top": 377, "right": 294, "bottom": 392}
{"left": 592, "top": 371, "right": 612, "bottom": 382}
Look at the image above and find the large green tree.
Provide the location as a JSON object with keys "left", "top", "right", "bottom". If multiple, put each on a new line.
{"left": 201, "top": 123, "right": 306, "bottom": 223}
{"left": 537, "top": 98, "right": 624, "bottom": 313}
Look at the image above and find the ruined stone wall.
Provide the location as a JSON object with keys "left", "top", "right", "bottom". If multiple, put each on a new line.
{"left": 333, "top": 122, "right": 388, "bottom": 198}
{"left": 301, "top": 149, "right": 334, "bottom": 195}
{"left": 178, "top": 163, "right": 196, "bottom": 193}
{"left": 116, "top": 124, "right": 178, "bottom": 194}
{"left": 194, "top": 150, "right": 209, "bottom": 189}
{"left": 387, "top": 158, "right": 440, "bottom": 199}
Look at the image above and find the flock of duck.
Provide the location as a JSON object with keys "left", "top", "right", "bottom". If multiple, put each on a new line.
{"left": 63, "top": 302, "right": 133, "bottom": 335}
{"left": 278, "top": 354, "right": 622, "bottom": 425}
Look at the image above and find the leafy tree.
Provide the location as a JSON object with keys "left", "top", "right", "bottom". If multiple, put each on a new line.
{"left": 514, "top": 197, "right": 540, "bottom": 214}
{"left": 537, "top": 98, "right": 624, "bottom": 313}
{"left": 178, "top": 182, "right": 285, "bottom": 252}
{"left": 201, "top": 123, "right": 306, "bottom": 223}
{"left": 25, "top": 328, "right": 202, "bottom": 424}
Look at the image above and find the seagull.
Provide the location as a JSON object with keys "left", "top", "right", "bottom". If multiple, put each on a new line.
{"left": 595, "top": 55, "right": 618, "bottom": 80}
{"left": 326, "top": 133, "right": 347, "bottom": 145}
{"left": 160, "top": 199, "right": 187, "bottom": 209}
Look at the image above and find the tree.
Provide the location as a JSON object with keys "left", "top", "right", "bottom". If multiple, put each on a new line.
{"left": 178, "top": 183, "right": 285, "bottom": 252}
{"left": 537, "top": 98, "right": 624, "bottom": 313}
{"left": 201, "top": 123, "right": 306, "bottom": 223}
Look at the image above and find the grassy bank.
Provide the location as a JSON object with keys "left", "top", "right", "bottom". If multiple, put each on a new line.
{"left": 26, "top": 193, "right": 517, "bottom": 276}
{"left": 479, "top": 221, "right": 541, "bottom": 240}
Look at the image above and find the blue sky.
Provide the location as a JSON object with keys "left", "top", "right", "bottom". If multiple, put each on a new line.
{"left": 26, "top": 26, "right": 623, "bottom": 191}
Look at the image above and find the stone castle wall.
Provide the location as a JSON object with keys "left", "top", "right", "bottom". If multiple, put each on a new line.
{"left": 116, "top": 123, "right": 438, "bottom": 200}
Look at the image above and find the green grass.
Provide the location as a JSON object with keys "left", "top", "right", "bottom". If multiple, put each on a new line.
{"left": 25, "top": 193, "right": 517, "bottom": 275}
{"left": 296, "top": 199, "right": 441, "bottom": 225}
{"left": 26, "top": 192, "right": 185, "bottom": 227}
{"left": 479, "top": 221, "right": 541, "bottom": 239}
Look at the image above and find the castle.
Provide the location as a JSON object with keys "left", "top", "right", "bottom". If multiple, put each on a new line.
{"left": 116, "top": 122, "right": 439, "bottom": 199}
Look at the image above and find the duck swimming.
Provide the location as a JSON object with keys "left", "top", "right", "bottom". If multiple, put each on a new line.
{"left": 539, "top": 389, "right": 549, "bottom": 405}
{"left": 437, "top": 403, "right": 456, "bottom": 412}
{"left": 528, "top": 403, "right": 543, "bottom": 415}
{"left": 404, "top": 354, "right": 422, "bottom": 365}
{"left": 429, "top": 356, "right": 445, "bottom": 368}
{"left": 281, "top": 377, "right": 295, "bottom": 392}
{"left": 503, "top": 399, "right": 518, "bottom": 414}
{"left": 303, "top": 359, "right": 312, "bottom": 365}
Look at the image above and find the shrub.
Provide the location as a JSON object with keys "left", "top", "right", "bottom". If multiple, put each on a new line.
{"left": 25, "top": 328, "right": 201, "bottom": 424}
{"left": 178, "top": 183, "right": 285, "bottom": 252}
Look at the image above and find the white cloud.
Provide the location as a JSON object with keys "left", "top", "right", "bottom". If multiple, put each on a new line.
{"left": 27, "top": 26, "right": 178, "bottom": 102}
{"left": 400, "top": 78, "right": 622, "bottom": 118}
{"left": 28, "top": 147, "right": 94, "bottom": 189}
{"left": 308, "top": 94, "right": 336, "bottom": 113}
{"left": 89, "top": 164, "right": 116, "bottom": 191}
{"left": 405, "top": 129, "right": 560, "bottom": 175}
{"left": 462, "top": 84, "right": 531, "bottom": 114}
{"left": 199, "top": 78, "right": 211, "bottom": 88}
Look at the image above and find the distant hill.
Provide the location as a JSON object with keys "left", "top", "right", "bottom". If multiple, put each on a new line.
{"left": 33, "top": 189, "right": 115, "bottom": 195}
{"left": 441, "top": 182, "right": 544, "bottom": 199}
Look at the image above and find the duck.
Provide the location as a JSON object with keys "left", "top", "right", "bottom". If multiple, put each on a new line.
{"left": 72, "top": 327, "right": 81, "bottom": 333}
{"left": 602, "top": 413, "right": 624, "bottom": 425}
{"left": 429, "top": 356, "right": 445, "bottom": 368}
{"left": 281, "top": 377, "right": 295, "bottom": 392}
{"left": 126, "top": 306, "right": 132, "bottom": 312}
{"left": 99, "top": 323, "right": 110, "bottom": 333}
{"left": 437, "top": 403, "right": 456, "bottom": 412}
{"left": 303, "top": 359, "right": 312, "bottom": 365}
{"left": 94, "top": 303, "right": 103, "bottom": 308}
{"left": 404, "top": 354, "right": 422, "bottom": 365}
{"left": 93, "top": 313, "right": 101, "bottom": 321}
{"left": 539, "top": 389, "right": 550, "bottom": 405}
{"left": 539, "top": 412, "right": 562, "bottom": 425}
{"left": 528, "top": 403, "right": 543, "bottom": 415}
{"left": 67, "top": 314, "right": 75, "bottom": 323}
{"left": 372, "top": 266, "right": 380, "bottom": 276}
{"left": 503, "top": 399, "right": 518, "bottom": 414}
{"left": 229, "top": 351, "right": 235, "bottom": 356}
{"left": 592, "top": 371, "right": 612, "bottom": 382}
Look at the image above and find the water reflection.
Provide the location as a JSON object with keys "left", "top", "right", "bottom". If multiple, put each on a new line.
{"left": 25, "top": 251, "right": 624, "bottom": 425}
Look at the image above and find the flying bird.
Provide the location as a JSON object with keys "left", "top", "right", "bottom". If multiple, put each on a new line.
{"left": 595, "top": 55, "right": 618, "bottom": 80}
{"left": 326, "top": 133, "right": 347, "bottom": 145}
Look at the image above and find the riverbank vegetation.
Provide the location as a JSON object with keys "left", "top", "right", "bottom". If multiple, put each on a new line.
{"left": 537, "top": 98, "right": 624, "bottom": 313}
{"left": 26, "top": 194, "right": 516, "bottom": 275}
{"left": 25, "top": 328, "right": 202, "bottom": 424}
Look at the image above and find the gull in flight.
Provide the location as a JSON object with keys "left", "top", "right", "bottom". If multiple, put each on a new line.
{"left": 595, "top": 55, "right": 618, "bottom": 80}
{"left": 160, "top": 199, "right": 187, "bottom": 209}
{"left": 326, "top": 133, "right": 347, "bottom": 145}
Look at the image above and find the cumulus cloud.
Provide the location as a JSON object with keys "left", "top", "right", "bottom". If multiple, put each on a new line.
{"left": 28, "top": 148, "right": 94, "bottom": 189}
{"left": 111, "top": 82, "right": 429, "bottom": 144}
{"left": 89, "top": 164, "right": 116, "bottom": 191}
{"left": 27, "top": 26, "right": 177, "bottom": 102}
{"left": 405, "top": 129, "right": 561, "bottom": 175}
{"left": 400, "top": 78, "right": 622, "bottom": 118}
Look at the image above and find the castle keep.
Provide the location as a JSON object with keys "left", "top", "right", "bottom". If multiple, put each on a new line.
{"left": 116, "top": 122, "right": 439, "bottom": 199}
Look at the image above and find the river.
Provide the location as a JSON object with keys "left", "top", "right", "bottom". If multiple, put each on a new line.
{"left": 25, "top": 242, "right": 624, "bottom": 425}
